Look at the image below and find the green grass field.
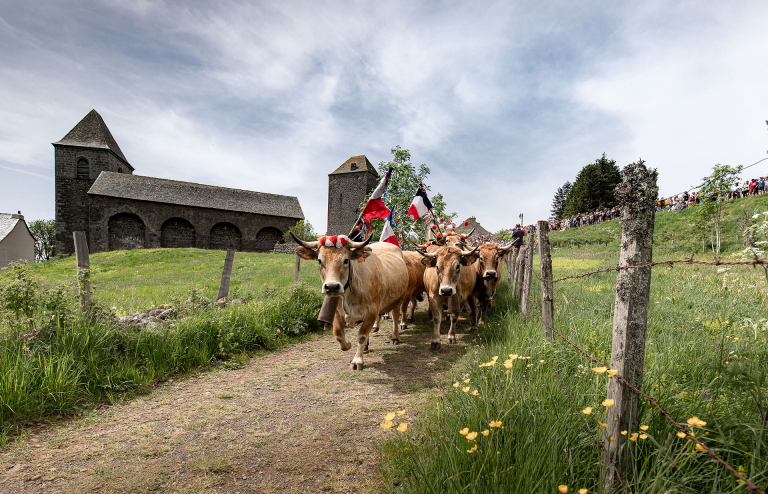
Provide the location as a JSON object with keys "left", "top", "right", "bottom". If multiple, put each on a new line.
{"left": 379, "top": 195, "right": 768, "bottom": 493}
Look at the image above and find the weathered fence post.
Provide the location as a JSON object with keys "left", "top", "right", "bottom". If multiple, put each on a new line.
{"left": 73, "top": 231, "right": 90, "bottom": 308}
{"left": 520, "top": 231, "right": 535, "bottom": 316}
{"left": 294, "top": 254, "right": 301, "bottom": 283}
{"left": 515, "top": 245, "right": 526, "bottom": 299}
{"left": 602, "top": 161, "right": 658, "bottom": 489}
{"left": 537, "top": 221, "right": 553, "bottom": 337}
{"left": 216, "top": 249, "right": 236, "bottom": 304}
{"left": 506, "top": 248, "right": 514, "bottom": 284}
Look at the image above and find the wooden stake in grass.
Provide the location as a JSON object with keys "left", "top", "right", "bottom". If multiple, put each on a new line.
{"left": 217, "top": 249, "right": 236, "bottom": 304}
{"left": 537, "top": 220, "right": 553, "bottom": 337}
{"left": 521, "top": 231, "right": 535, "bottom": 316}
{"left": 515, "top": 245, "right": 526, "bottom": 299}
{"left": 602, "top": 160, "right": 658, "bottom": 489}
{"left": 73, "top": 231, "right": 90, "bottom": 308}
{"left": 294, "top": 254, "right": 301, "bottom": 284}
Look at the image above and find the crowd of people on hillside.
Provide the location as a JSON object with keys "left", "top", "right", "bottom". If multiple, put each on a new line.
{"left": 546, "top": 206, "right": 621, "bottom": 232}
{"left": 657, "top": 177, "right": 765, "bottom": 212}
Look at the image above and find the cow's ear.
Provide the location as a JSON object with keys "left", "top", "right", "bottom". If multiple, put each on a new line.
{"left": 461, "top": 254, "right": 478, "bottom": 266}
{"left": 349, "top": 246, "right": 372, "bottom": 260}
{"left": 296, "top": 246, "right": 318, "bottom": 260}
{"left": 421, "top": 257, "right": 437, "bottom": 267}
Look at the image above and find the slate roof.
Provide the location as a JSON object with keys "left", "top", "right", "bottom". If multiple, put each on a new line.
{"left": 53, "top": 110, "right": 132, "bottom": 166}
{"left": 88, "top": 172, "right": 304, "bottom": 219}
{"left": 459, "top": 216, "right": 491, "bottom": 237}
{"left": 0, "top": 213, "right": 24, "bottom": 243}
{"left": 330, "top": 155, "right": 378, "bottom": 175}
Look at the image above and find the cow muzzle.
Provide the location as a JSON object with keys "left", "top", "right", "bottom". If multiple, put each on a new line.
{"left": 439, "top": 286, "right": 456, "bottom": 297}
{"left": 483, "top": 270, "right": 497, "bottom": 280}
{"left": 322, "top": 281, "right": 344, "bottom": 296}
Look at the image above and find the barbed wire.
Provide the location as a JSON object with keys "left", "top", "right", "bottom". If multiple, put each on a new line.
{"left": 550, "top": 257, "right": 768, "bottom": 284}
{"left": 522, "top": 291, "right": 766, "bottom": 493}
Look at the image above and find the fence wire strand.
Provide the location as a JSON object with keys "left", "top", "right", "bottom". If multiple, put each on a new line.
{"left": 519, "top": 252, "right": 767, "bottom": 494}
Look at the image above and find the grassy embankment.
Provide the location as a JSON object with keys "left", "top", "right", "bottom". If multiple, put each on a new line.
{"left": 380, "top": 194, "right": 768, "bottom": 493}
{"left": 0, "top": 249, "right": 323, "bottom": 444}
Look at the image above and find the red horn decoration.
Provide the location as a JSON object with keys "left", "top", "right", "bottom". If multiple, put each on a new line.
{"left": 439, "top": 217, "right": 444, "bottom": 223}
{"left": 436, "top": 232, "right": 442, "bottom": 239}
{"left": 463, "top": 221, "right": 469, "bottom": 227}
{"left": 319, "top": 236, "right": 327, "bottom": 244}
{"left": 431, "top": 225, "right": 437, "bottom": 230}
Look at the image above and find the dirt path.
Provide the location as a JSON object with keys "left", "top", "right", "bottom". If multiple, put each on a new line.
{"left": 0, "top": 306, "right": 477, "bottom": 494}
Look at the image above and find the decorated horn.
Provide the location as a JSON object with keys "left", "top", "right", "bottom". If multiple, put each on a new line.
{"left": 417, "top": 250, "right": 437, "bottom": 259}
{"left": 499, "top": 242, "right": 514, "bottom": 253}
{"left": 465, "top": 228, "right": 475, "bottom": 237}
{"left": 290, "top": 232, "right": 320, "bottom": 249}
{"left": 460, "top": 244, "right": 480, "bottom": 257}
{"left": 346, "top": 234, "right": 373, "bottom": 249}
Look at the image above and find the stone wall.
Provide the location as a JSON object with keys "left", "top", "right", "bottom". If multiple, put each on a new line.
{"left": 326, "top": 170, "right": 379, "bottom": 235}
{"left": 87, "top": 195, "right": 296, "bottom": 253}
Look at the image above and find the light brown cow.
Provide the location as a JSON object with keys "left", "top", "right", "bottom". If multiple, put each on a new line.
{"left": 401, "top": 251, "right": 427, "bottom": 325}
{"left": 421, "top": 245, "right": 479, "bottom": 350}
{"left": 293, "top": 234, "right": 410, "bottom": 370}
{"left": 470, "top": 242, "right": 513, "bottom": 324}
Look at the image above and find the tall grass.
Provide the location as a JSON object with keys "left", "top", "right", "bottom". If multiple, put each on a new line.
{"left": 380, "top": 246, "right": 768, "bottom": 493}
{"left": 0, "top": 281, "right": 323, "bottom": 443}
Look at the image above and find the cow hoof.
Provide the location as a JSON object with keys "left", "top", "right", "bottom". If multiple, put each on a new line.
{"left": 406, "top": 317, "right": 413, "bottom": 323}
{"left": 340, "top": 341, "right": 352, "bottom": 351}
{"left": 448, "top": 337, "right": 457, "bottom": 344}
{"left": 364, "top": 344, "right": 370, "bottom": 353}
{"left": 391, "top": 338, "right": 401, "bottom": 345}
{"left": 351, "top": 361, "right": 364, "bottom": 371}
{"left": 430, "top": 342, "right": 441, "bottom": 351}
{"left": 371, "top": 327, "right": 379, "bottom": 333}
{"left": 399, "top": 323, "right": 407, "bottom": 331}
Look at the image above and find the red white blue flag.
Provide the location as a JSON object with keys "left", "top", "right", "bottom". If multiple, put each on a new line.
{"left": 407, "top": 186, "right": 433, "bottom": 221}
{"left": 379, "top": 206, "right": 400, "bottom": 247}
{"left": 361, "top": 167, "right": 394, "bottom": 222}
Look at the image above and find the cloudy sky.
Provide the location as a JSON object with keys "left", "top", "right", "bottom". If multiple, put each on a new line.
{"left": 1, "top": 0, "right": 766, "bottom": 233}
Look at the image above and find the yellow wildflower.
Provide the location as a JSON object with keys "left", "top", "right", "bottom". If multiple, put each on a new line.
{"left": 466, "top": 431, "right": 478, "bottom": 441}
{"left": 481, "top": 430, "right": 489, "bottom": 436}
{"left": 639, "top": 434, "right": 648, "bottom": 440}
{"left": 597, "top": 421, "right": 607, "bottom": 429}
{"left": 677, "top": 432, "right": 687, "bottom": 438}
{"left": 509, "top": 354, "right": 518, "bottom": 360}
{"left": 397, "top": 423, "right": 408, "bottom": 432}
{"left": 504, "top": 361, "right": 514, "bottom": 369}
{"left": 397, "top": 410, "right": 406, "bottom": 416}
{"left": 540, "top": 360, "right": 545, "bottom": 363}
{"left": 602, "top": 399, "right": 615, "bottom": 408}
{"left": 385, "top": 412, "right": 396, "bottom": 421}
{"left": 629, "top": 433, "right": 639, "bottom": 442}
{"left": 471, "top": 390, "right": 479, "bottom": 396}
{"left": 559, "top": 485, "right": 568, "bottom": 493}
{"left": 579, "top": 489, "right": 588, "bottom": 494}
{"left": 686, "top": 416, "right": 707, "bottom": 428}
{"left": 607, "top": 369, "right": 618, "bottom": 377}
{"left": 609, "top": 436, "right": 615, "bottom": 441}
{"left": 459, "top": 428, "right": 469, "bottom": 435}
{"left": 491, "top": 356, "right": 498, "bottom": 361}
{"left": 453, "top": 382, "right": 460, "bottom": 388}
{"left": 380, "top": 421, "right": 393, "bottom": 429}
{"left": 464, "top": 378, "right": 470, "bottom": 383}
{"left": 467, "top": 444, "right": 478, "bottom": 453}
{"left": 620, "top": 430, "right": 627, "bottom": 436}
{"left": 640, "top": 425, "right": 649, "bottom": 431}
{"left": 462, "top": 387, "right": 470, "bottom": 393}
{"left": 489, "top": 420, "right": 502, "bottom": 428}
{"left": 582, "top": 407, "right": 593, "bottom": 415}
{"left": 695, "top": 443, "right": 706, "bottom": 452}
{"left": 592, "top": 366, "right": 607, "bottom": 374}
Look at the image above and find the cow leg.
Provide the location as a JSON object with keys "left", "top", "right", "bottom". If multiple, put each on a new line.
{"left": 371, "top": 314, "right": 381, "bottom": 333}
{"left": 428, "top": 294, "right": 442, "bottom": 350}
{"left": 391, "top": 303, "right": 405, "bottom": 345}
{"left": 448, "top": 313, "right": 459, "bottom": 344}
{"left": 351, "top": 313, "right": 377, "bottom": 371}
{"left": 468, "top": 296, "right": 480, "bottom": 331}
{"left": 333, "top": 302, "right": 352, "bottom": 351}
{"left": 406, "top": 296, "right": 417, "bottom": 323}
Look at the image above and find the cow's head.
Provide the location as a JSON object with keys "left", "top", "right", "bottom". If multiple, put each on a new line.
{"left": 292, "top": 233, "right": 372, "bottom": 296}
{"left": 475, "top": 242, "right": 514, "bottom": 280}
{"left": 419, "top": 245, "right": 479, "bottom": 297}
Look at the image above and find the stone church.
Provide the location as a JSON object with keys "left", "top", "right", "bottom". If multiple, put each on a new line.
{"left": 54, "top": 110, "right": 305, "bottom": 255}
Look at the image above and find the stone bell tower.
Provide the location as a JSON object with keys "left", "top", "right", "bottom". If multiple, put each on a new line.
{"left": 326, "top": 155, "right": 379, "bottom": 236}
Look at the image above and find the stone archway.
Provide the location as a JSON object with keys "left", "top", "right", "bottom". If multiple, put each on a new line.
{"left": 108, "top": 213, "right": 146, "bottom": 251}
{"left": 210, "top": 222, "right": 242, "bottom": 251}
{"left": 161, "top": 218, "right": 196, "bottom": 248}
{"left": 255, "top": 227, "right": 284, "bottom": 251}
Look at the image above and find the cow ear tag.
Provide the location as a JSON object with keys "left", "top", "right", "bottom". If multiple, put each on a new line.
{"left": 357, "top": 256, "right": 365, "bottom": 263}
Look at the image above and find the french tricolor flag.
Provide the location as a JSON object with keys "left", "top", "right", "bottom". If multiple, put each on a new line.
{"left": 379, "top": 207, "right": 400, "bottom": 247}
{"left": 407, "top": 187, "right": 433, "bottom": 221}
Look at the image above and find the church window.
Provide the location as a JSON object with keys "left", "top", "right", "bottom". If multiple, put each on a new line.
{"left": 76, "top": 158, "right": 89, "bottom": 179}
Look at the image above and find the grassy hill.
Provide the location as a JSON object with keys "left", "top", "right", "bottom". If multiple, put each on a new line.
{"left": 550, "top": 193, "right": 768, "bottom": 256}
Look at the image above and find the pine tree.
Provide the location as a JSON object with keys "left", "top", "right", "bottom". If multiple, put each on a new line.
{"left": 550, "top": 181, "right": 572, "bottom": 220}
{"left": 562, "top": 153, "right": 622, "bottom": 217}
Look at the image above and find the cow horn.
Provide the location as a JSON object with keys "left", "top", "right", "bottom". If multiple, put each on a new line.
{"left": 499, "top": 242, "right": 514, "bottom": 253}
{"left": 290, "top": 232, "right": 319, "bottom": 249}
{"left": 465, "top": 228, "right": 475, "bottom": 237}
{"left": 347, "top": 234, "right": 372, "bottom": 249}
{"left": 460, "top": 245, "right": 480, "bottom": 257}
{"left": 417, "top": 250, "right": 437, "bottom": 259}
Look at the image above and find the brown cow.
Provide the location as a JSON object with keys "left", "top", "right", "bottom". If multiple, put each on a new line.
{"left": 293, "top": 234, "right": 410, "bottom": 370}
{"left": 470, "top": 242, "right": 513, "bottom": 324}
{"left": 420, "top": 245, "right": 479, "bottom": 350}
{"left": 401, "top": 251, "right": 427, "bottom": 325}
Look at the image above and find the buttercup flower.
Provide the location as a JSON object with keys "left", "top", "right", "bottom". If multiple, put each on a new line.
{"left": 597, "top": 421, "right": 607, "bottom": 429}
{"left": 481, "top": 430, "right": 489, "bottom": 436}
{"left": 471, "top": 390, "right": 479, "bottom": 396}
{"left": 397, "top": 423, "right": 408, "bottom": 432}
{"left": 381, "top": 421, "right": 393, "bottom": 429}
{"left": 460, "top": 428, "right": 469, "bottom": 435}
{"left": 686, "top": 416, "right": 707, "bottom": 427}
{"left": 582, "top": 407, "right": 593, "bottom": 415}
{"left": 385, "top": 412, "right": 396, "bottom": 421}
{"left": 629, "top": 433, "right": 639, "bottom": 442}
{"left": 695, "top": 443, "right": 706, "bottom": 452}
{"left": 397, "top": 410, "right": 406, "bottom": 416}
{"left": 453, "top": 382, "right": 460, "bottom": 388}
{"left": 677, "top": 432, "right": 687, "bottom": 438}
{"left": 639, "top": 434, "right": 648, "bottom": 440}
{"left": 489, "top": 420, "right": 502, "bottom": 428}
{"left": 602, "top": 399, "right": 615, "bottom": 408}
{"left": 464, "top": 378, "right": 470, "bottom": 383}
{"left": 509, "top": 354, "right": 518, "bottom": 360}
{"left": 579, "top": 489, "right": 588, "bottom": 494}
{"left": 467, "top": 444, "right": 478, "bottom": 453}
{"left": 620, "top": 430, "right": 627, "bottom": 435}
{"left": 640, "top": 425, "right": 649, "bottom": 431}
{"left": 606, "top": 369, "right": 618, "bottom": 377}
{"left": 462, "top": 387, "right": 470, "bottom": 393}
{"left": 466, "top": 431, "right": 478, "bottom": 441}
{"left": 558, "top": 485, "right": 568, "bottom": 493}
{"left": 592, "top": 366, "right": 607, "bottom": 374}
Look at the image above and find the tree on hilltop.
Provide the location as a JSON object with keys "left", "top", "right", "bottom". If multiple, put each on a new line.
{"left": 550, "top": 181, "right": 572, "bottom": 220}
{"left": 562, "top": 154, "right": 622, "bottom": 217}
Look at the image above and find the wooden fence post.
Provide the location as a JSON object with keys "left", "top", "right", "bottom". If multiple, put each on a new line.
{"left": 216, "top": 249, "right": 235, "bottom": 304}
{"left": 73, "top": 231, "right": 90, "bottom": 308}
{"left": 602, "top": 161, "right": 658, "bottom": 489}
{"left": 537, "top": 221, "right": 553, "bottom": 337}
{"left": 506, "top": 248, "right": 514, "bottom": 284}
{"left": 515, "top": 245, "right": 526, "bottom": 299}
{"left": 520, "top": 231, "right": 535, "bottom": 316}
{"left": 294, "top": 254, "right": 301, "bottom": 283}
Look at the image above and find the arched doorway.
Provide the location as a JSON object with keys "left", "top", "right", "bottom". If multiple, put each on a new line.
{"left": 108, "top": 213, "right": 146, "bottom": 251}
{"left": 255, "top": 227, "right": 284, "bottom": 251}
{"left": 210, "top": 222, "right": 242, "bottom": 251}
{"left": 161, "top": 218, "right": 196, "bottom": 248}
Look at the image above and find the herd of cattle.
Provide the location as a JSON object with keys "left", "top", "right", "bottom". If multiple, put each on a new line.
{"left": 292, "top": 232, "right": 513, "bottom": 370}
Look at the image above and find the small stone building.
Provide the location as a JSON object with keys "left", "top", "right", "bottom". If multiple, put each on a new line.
{"left": 0, "top": 213, "right": 35, "bottom": 268}
{"left": 459, "top": 216, "right": 491, "bottom": 237}
{"left": 326, "top": 155, "right": 379, "bottom": 235}
{"left": 54, "top": 110, "right": 304, "bottom": 254}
